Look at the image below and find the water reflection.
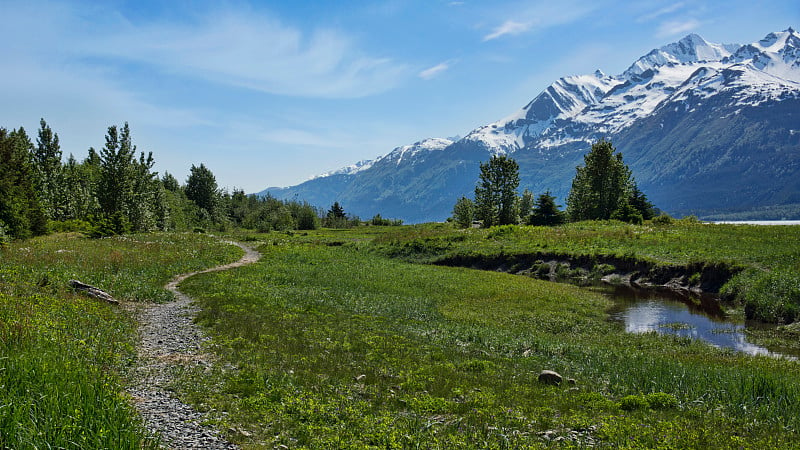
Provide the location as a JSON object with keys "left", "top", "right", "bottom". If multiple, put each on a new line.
{"left": 597, "top": 284, "right": 792, "bottom": 358}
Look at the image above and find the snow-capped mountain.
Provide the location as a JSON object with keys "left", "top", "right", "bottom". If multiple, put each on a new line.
{"left": 261, "top": 29, "right": 800, "bottom": 223}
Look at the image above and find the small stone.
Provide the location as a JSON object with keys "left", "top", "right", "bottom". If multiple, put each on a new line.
{"left": 567, "top": 378, "right": 577, "bottom": 385}
{"left": 538, "top": 370, "right": 563, "bottom": 385}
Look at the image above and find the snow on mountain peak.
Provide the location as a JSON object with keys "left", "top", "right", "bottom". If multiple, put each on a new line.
{"left": 380, "top": 138, "right": 453, "bottom": 165}
{"left": 308, "top": 159, "right": 376, "bottom": 180}
{"left": 624, "top": 33, "right": 738, "bottom": 77}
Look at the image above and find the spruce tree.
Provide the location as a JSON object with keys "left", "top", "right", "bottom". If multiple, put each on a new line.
{"left": 97, "top": 124, "right": 135, "bottom": 231}
{"left": 0, "top": 127, "right": 47, "bottom": 237}
{"left": 34, "top": 119, "right": 64, "bottom": 220}
{"left": 530, "top": 191, "right": 565, "bottom": 226}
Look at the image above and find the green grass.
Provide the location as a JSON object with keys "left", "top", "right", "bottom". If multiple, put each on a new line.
{"left": 371, "top": 220, "right": 800, "bottom": 324}
{"left": 177, "top": 230, "right": 800, "bottom": 448}
{"left": 0, "top": 232, "right": 242, "bottom": 448}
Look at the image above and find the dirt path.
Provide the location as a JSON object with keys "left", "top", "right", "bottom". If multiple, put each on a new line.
{"left": 126, "top": 241, "right": 260, "bottom": 449}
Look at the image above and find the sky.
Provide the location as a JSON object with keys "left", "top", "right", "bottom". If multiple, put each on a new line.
{"left": 2, "top": 0, "right": 798, "bottom": 193}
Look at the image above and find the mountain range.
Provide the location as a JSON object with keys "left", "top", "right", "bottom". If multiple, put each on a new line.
{"left": 261, "top": 28, "right": 800, "bottom": 223}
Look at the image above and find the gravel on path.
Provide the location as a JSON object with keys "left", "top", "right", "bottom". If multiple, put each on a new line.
{"left": 126, "top": 241, "right": 260, "bottom": 449}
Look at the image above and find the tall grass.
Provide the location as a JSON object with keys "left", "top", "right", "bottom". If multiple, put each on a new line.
{"left": 178, "top": 232, "right": 800, "bottom": 448}
{"left": 0, "top": 232, "right": 242, "bottom": 448}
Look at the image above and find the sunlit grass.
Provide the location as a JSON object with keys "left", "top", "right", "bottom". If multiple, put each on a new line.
{"left": 0, "top": 232, "right": 241, "bottom": 448}
{"left": 179, "top": 234, "right": 800, "bottom": 448}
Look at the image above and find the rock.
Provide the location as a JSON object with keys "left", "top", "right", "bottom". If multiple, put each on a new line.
{"left": 567, "top": 378, "right": 577, "bottom": 385}
{"left": 538, "top": 370, "right": 563, "bottom": 385}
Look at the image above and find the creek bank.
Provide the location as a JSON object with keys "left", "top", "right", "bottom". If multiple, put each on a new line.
{"left": 432, "top": 252, "right": 743, "bottom": 300}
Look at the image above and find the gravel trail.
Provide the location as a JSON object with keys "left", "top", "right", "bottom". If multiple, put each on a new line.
{"left": 126, "top": 241, "right": 260, "bottom": 449}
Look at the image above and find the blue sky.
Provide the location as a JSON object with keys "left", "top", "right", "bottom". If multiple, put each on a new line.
{"left": 2, "top": 0, "right": 797, "bottom": 193}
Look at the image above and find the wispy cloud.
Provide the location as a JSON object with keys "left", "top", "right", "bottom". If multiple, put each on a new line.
{"left": 483, "top": 20, "right": 532, "bottom": 41}
{"left": 2, "top": 1, "right": 410, "bottom": 100}
{"left": 419, "top": 61, "right": 453, "bottom": 79}
{"left": 82, "top": 9, "right": 409, "bottom": 98}
{"left": 657, "top": 18, "right": 702, "bottom": 38}
{"left": 637, "top": 2, "right": 686, "bottom": 23}
{"left": 481, "top": 1, "right": 597, "bottom": 42}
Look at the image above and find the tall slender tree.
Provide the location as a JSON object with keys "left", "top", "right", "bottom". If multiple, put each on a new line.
{"left": 33, "top": 118, "right": 64, "bottom": 220}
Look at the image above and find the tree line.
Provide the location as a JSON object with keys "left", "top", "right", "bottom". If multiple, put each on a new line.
{"left": 0, "top": 120, "right": 387, "bottom": 242}
{"left": 452, "top": 139, "right": 656, "bottom": 228}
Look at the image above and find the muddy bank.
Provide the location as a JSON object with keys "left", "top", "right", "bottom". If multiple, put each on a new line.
{"left": 433, "top": 252, "right": 743, "bottom": 298}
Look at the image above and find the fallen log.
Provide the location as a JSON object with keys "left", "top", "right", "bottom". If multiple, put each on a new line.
{"left": 68, "top": 279, "right": 120, "bottom": 305}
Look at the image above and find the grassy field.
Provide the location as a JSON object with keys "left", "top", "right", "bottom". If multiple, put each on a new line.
{"left": 2, "top": 222, "right": 798, "bottom": 448}
{"left": 177, "top": 225, "right": 800, "bottom": 448}
{"left": 0, "top": 232, "right": 241, "bottom": 448}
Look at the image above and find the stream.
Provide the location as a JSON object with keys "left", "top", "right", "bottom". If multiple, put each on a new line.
{"left": 596, "top": 283, "right": 798, "bottom": 359}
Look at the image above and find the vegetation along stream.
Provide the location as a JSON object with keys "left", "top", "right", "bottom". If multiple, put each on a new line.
{"left": 597, "top": 284, "right": 798, "bottom": 359}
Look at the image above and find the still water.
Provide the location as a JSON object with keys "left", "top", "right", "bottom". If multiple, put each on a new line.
{"left": 598, "top": 284, "right": 796, "bottom": 359}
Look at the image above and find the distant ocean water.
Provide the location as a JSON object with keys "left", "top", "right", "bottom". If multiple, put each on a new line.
{"left": 710, "top": 220, "right": 800, "bottom": 225}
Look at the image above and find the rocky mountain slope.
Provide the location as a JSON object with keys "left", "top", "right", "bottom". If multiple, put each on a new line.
{"left": 262, "top": 29, "right": 800, "bottom": 223}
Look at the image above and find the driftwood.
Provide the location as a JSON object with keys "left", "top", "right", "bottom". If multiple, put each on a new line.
{"left": 68, "top": 279, "right": 120, "bottom": 305}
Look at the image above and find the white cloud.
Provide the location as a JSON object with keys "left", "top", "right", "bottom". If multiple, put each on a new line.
{"left": 80, "top": 9, "right": 410, "bottom": 99}
{"left": 637, "top": 2, "right": 687, "bottom": 23}
{"left": 481, "top": 1, "right": 597, "bottom": 42}
{"left": 419, "top": 61, "right": 452, "bottom": 79}
{"left": 483, "top": 20, "right": 532, "bottom": 41}
{"left": 1, "top": 2, "right": 409, "bottom": 100}
{"left": 657, "top": 18, "right": 702, "bottom": 38}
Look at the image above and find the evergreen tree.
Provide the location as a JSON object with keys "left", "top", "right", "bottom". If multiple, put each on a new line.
{"left": 628, "top": 185, "right": 655, "bottom": 220}
{"left": 530, "top": 191, "right": 566, "bottom": 226}
{"left": 452, "top": 196, "right": 475, "bottom": 228}
{"left": 96, "top": 124, "right": 135, "bottom": 232}
{"left": 33, "top": 119, "right": 64, "bottom": 220}
{"left": 324, "top": 202, "right": 348, "bottom": 228}
{"left": 566, "top": 139, "right": 633, "bottom": 222}
{"left": 0, "top": 127, "right": 47, "bottom": 238}
{"left": 474, "top": 155, "right": 520, "bottom": 227}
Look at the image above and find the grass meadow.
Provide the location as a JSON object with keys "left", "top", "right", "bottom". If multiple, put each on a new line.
{"left": 0, "top": 232, "right": 241, "bottom": 448}
{"left": 178, "top": 225, "right": 800, "bottom": 448}
{"left": 1, "top": 221, "right": 798, "bottom": 448}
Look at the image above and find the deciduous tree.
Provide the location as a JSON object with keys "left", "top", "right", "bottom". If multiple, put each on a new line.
{"left": 474, "top": 155, "right": 520, "bottom": 227}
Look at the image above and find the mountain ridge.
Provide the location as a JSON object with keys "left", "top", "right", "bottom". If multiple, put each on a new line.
{"left": 261, "top": 28, "right": 800, "bottom": 223}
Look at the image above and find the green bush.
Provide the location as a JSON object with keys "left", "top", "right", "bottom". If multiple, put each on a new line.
{"left": 48, "top": 219, "right": 93, "bottom": 234}
{"left": 646, "top": 392, "right": 679, "bottom": 409}
{"left": 651, "top": 214, "right": 673, "bottom": 225}
{"left": 618, "top": 394, "right": 650, "bottom": 411}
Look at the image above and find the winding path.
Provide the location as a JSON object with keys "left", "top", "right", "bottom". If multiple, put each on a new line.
{"left": 126, "top": 241, "right": 260, "bottom": 449}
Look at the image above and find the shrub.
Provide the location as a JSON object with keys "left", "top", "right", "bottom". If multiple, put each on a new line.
{"left": 646, "top": 392, "right": 679, "bottom": 409}
{"left": 618, "top": 394, "right": 650, "bottom": 411}
{"left": 651, "top": 214, "right": 673, "bottom": 225}
{"left": 48, "top": 219, "right": 93, "bottom": 234}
